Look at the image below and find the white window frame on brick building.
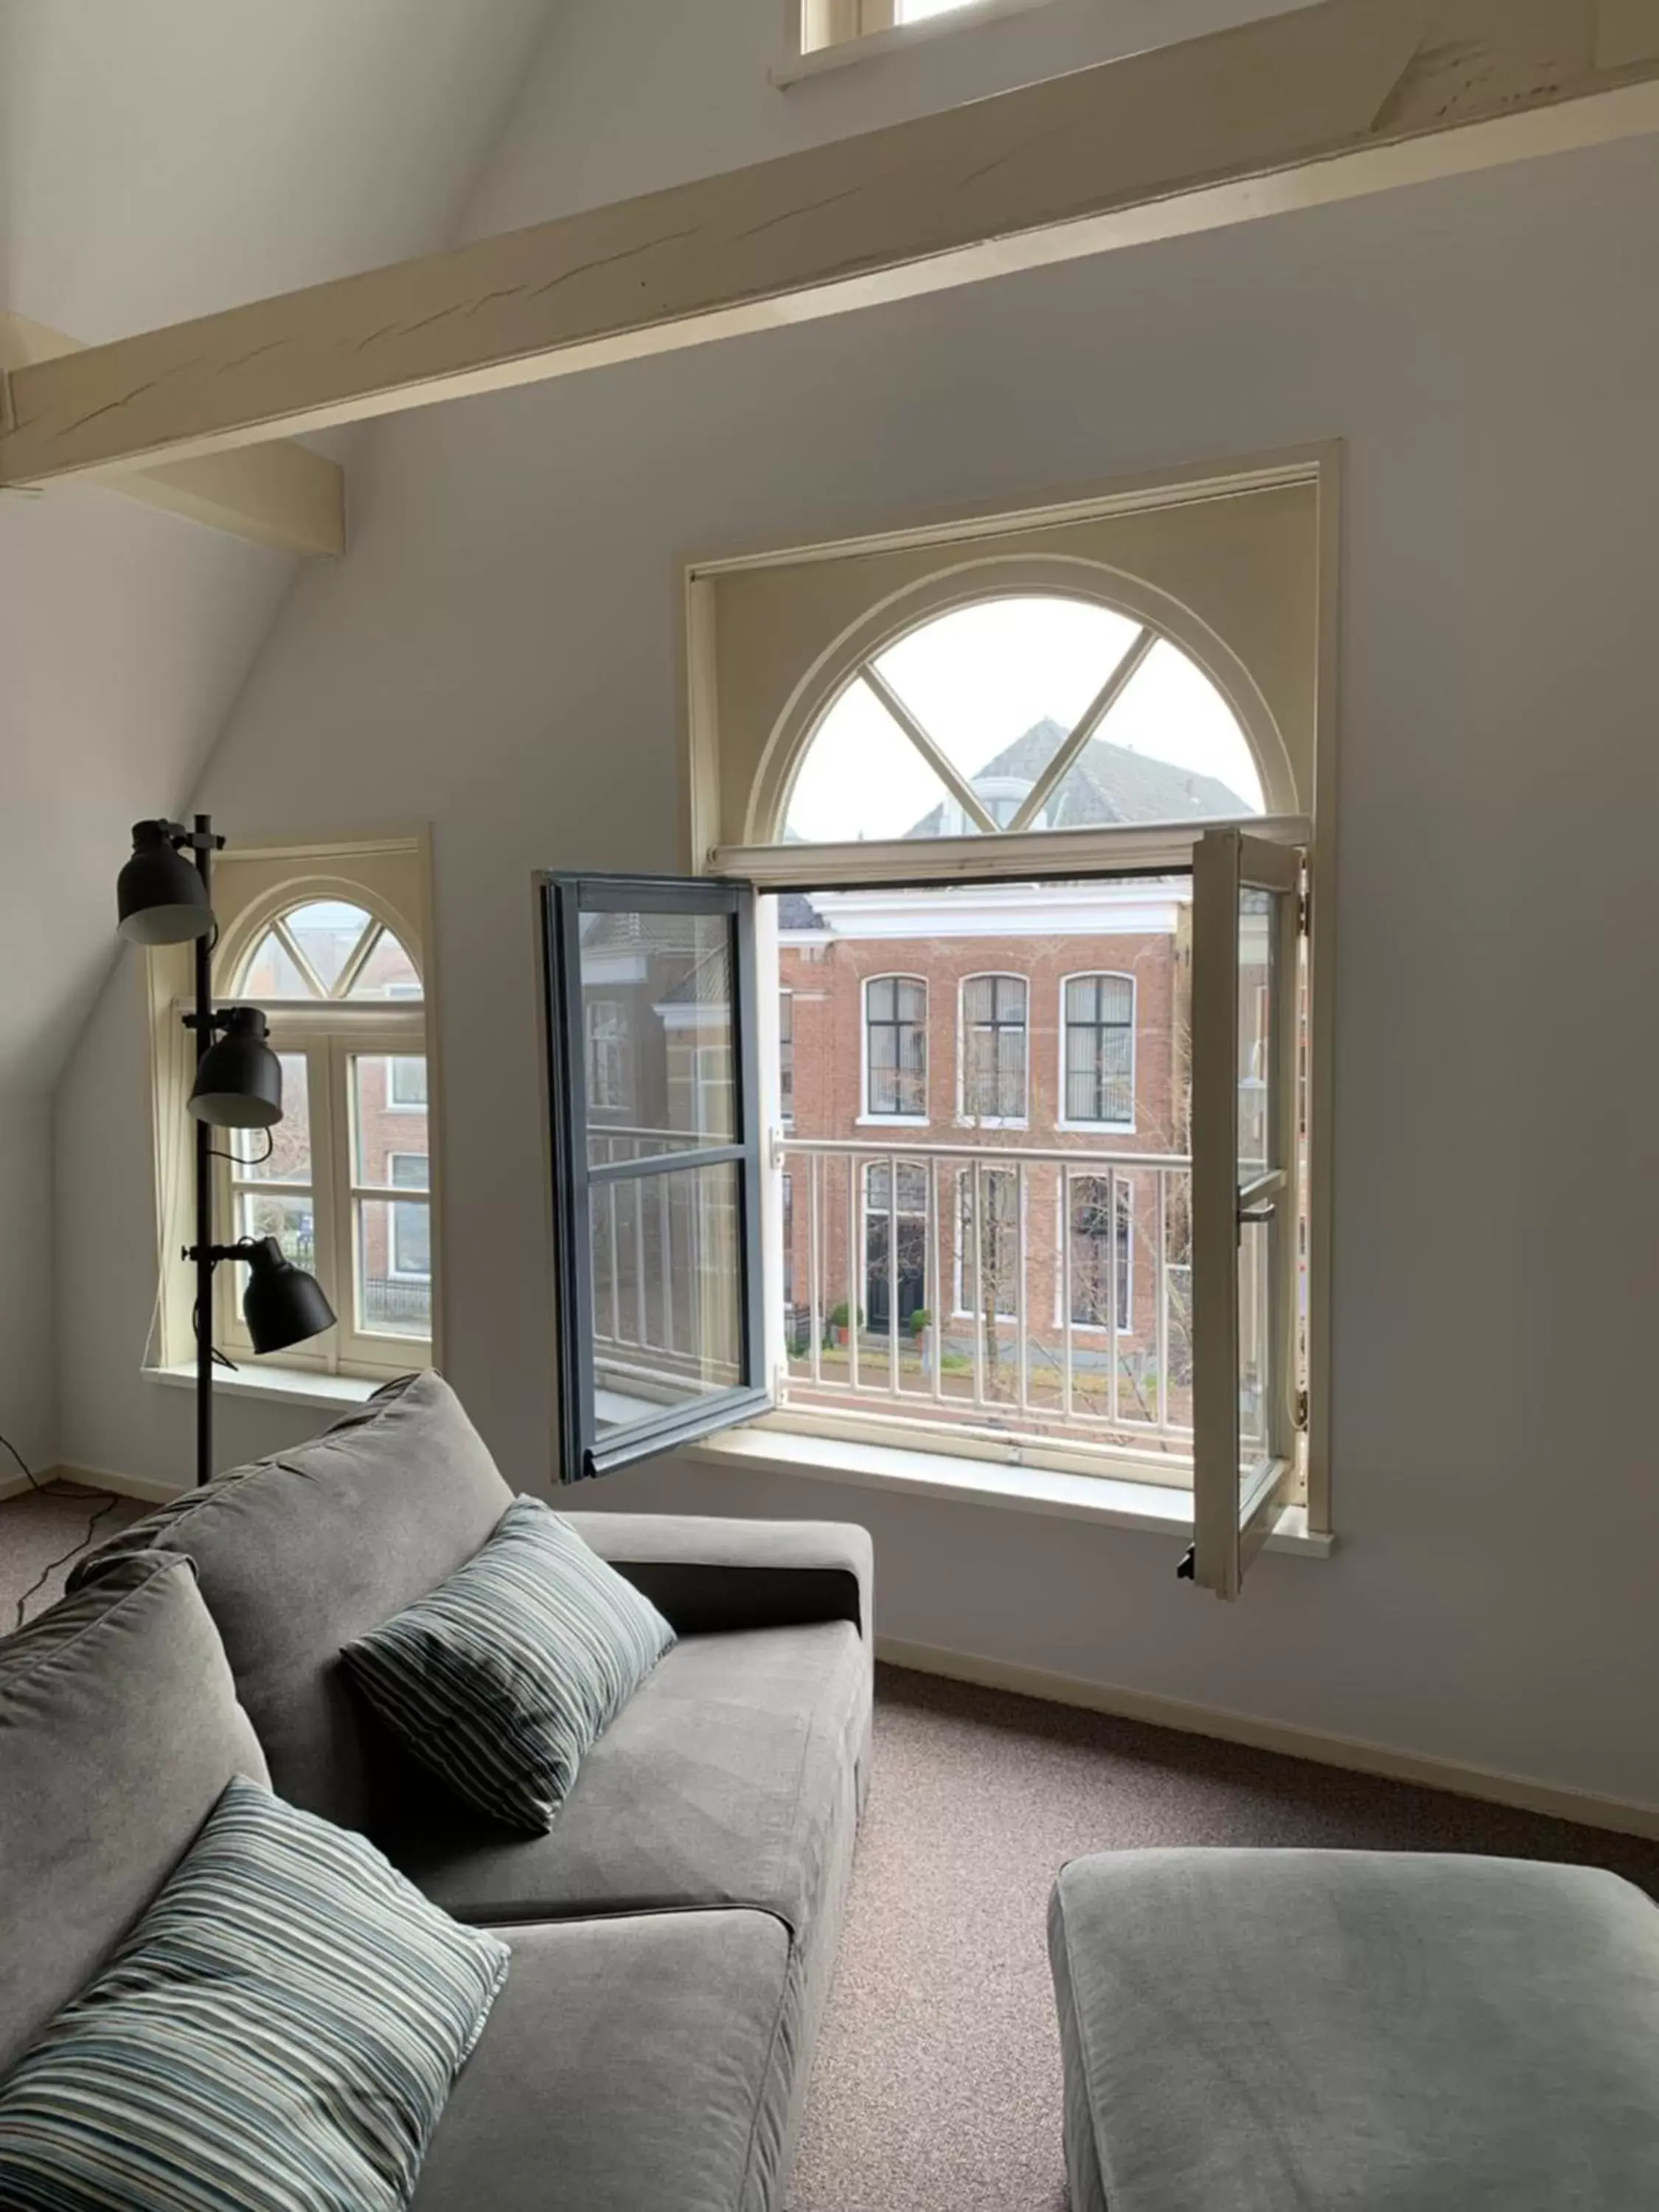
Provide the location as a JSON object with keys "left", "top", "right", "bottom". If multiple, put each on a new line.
{"left": 540, "top": 448, "right": 1338, "bottom": 1596}
{"left": 958, "top": 973, "right": 1029, "bottom": 1128}
{"left": 1058, "top": 971, "right": 1137, "bottom": 1134}
{"left": 860, "top": 974, "right": 930, "bottom": 1124}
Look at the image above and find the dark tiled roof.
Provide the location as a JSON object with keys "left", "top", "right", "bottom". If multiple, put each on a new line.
{"left": 907, "top": 718, "right": 1252, "bottom": 837}
{"left": 778, "top": 893, "right": 827, "bottom": 932}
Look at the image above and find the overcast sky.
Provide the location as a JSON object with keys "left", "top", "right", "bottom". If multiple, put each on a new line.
{"left": 785, "top": 597, "right": 1265, "bottom": 843}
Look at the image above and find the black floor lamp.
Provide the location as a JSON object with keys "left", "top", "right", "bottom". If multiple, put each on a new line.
{"left": 116, "top": 814, "right": 335, "bottom": 1486}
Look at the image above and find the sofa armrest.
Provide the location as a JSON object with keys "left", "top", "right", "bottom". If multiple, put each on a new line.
{"left": 560, "top": 1514, "right": 872, "bottom": 1641}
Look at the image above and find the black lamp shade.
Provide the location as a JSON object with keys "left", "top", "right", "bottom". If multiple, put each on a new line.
{"left": 116, "top": 822, "right": 214, "bottom": 946}
{"left": 189, "top": 1008, "right": 283, "bottom": 1129}
{"left": 240, "top": 1237, "right": 335, "bottom": 1354}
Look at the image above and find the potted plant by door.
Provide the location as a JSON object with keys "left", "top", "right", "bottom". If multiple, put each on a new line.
{"left": 827, "top": 1301, "right": 863, "bottom": 1350}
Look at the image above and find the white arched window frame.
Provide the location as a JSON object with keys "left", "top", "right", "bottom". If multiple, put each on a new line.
{"left": 670, "top": 451, "right": 1338, "bottom": 1584}
{"left": 735, "top": 554, "right": 1300, "bottom": 869}
{"left": 957, "top": 972, "right": 1029, "bottom": 1129}
{"left": 197, "top": 846, "right": 439, "bottom": 1386}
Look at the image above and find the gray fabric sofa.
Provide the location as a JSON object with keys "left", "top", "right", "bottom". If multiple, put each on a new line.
{"left": 21, "top": 1372, "right": 872, "bottom": 2212}
{"left": 1049, "top": 1847, "right": 1659, "bottom": 2211}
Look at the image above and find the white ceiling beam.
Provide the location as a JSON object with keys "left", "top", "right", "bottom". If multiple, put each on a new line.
{"left": 0, "top": 313, "right": 344, "bottom": 555}
{"left": 1, "top": 0, "right": 1656, "bottom": 490}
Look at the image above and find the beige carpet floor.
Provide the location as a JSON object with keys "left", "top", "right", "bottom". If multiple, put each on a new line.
{"left": 786, "top": 1664, "right": 1659, "bottom": 2212}
{"left": 7, "top": 1492, "right": 1658, "bottom": 2209}
{"left": 0, "top": 1483, "right": 147, "bottom": 1633}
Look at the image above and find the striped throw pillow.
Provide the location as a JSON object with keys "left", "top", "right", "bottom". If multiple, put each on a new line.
{"left": 0, "top": 1776, "right": 508, "bottom": 2212}
{"left": 342, "top": 1495, "right": 676, "bottom": 1833}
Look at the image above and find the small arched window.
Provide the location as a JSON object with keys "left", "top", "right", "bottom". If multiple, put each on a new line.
{"left": 207, "top": 863, "right": 435, "bottom": 1383}
{"left": 782, "top": 595, "right": 1265, "bottom": 846}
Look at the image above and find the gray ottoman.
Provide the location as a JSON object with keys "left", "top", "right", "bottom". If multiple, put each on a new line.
{"left": 1048, "top": 1848, "right": 1659, "bottom": 2211}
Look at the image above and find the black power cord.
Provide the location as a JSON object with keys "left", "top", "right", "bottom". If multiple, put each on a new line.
{"left": 2, "top": 1427, "right": 122, "bottom": 1633}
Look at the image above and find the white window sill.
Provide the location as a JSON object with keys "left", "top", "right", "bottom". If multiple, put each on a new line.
{"left": 686, "top": 1422, "right": 1334, "bottom": 1557}
{"left": 772, "top": 0, "right": 1062, "bottom": 86}
{"left": 855, "top": 1114, "right": 931, "bottom": 1128}
{"left": 144, "top": 1362, "right": 381, "bottom": 1414}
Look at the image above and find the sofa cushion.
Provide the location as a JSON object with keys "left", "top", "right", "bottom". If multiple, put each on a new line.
{"left": 0, "top": 1777, "right": 509, "bottom": 2212}
{"left": 382, "top": 1620, "right": 869, "bottom": 1936}
{"left": 71, "top": 1372, "right": 512, "bottom": 1831}
{"left": 342, "top": 1498, "right": 675, "bottom": 1833}
{"left": 0, "top": 1553, "right": 268, "bottom": 2076}
{"left": 1048, "top": 1847, "right": 1659, "bottom": 2212}
{"left": 412, "top": 1910, "right": 793, "bottom": 2212}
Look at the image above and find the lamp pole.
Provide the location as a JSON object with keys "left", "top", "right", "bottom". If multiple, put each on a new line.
{"left": 116, "top": 812, "right": 334, "bottom": 1488}
{"left": 187, "top": 814, "right": 223, "bottom": 1489}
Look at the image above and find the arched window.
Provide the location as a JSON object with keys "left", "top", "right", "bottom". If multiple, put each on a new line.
{"left": 209, "top": 870, "right": 434, "bottom": 1382}
{"left": 782, "top": 594, "right": 1265, "bottom": 847}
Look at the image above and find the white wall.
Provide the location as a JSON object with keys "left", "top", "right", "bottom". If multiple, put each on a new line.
{"left": 52, "top": 5, "right": 1659, "bottom": 1807}
{"left": 0, "top": 1105, "right": 55, "bottom": 1475}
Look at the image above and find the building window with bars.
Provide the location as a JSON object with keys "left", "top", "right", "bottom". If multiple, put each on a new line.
{"left": 865, "top": 975, "right": 928, "bottom": 1119}
{"left": 1062, "top": 973, "right": 1135, "bottom": 1127}
{"left": 779, "top": 989, "right": 795, "bottom": 1127}
{"left": 961, "top": 973, "right": 1028, "bottom": 1122}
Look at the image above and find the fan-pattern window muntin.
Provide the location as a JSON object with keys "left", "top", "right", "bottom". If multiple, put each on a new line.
{"left": 219, "top": 897, "right": 434, "bottom": 1377}
{"left": 780, "top": 593, "right": 1265, "bottom": 850}
{"left": 960, "top": 974, "right": 1028, "bottom": 1123}
{"left": 864, "top": 975, "right": 928, "bottom": 1119}
{"left": 1062, "top": 973, "right": 1135, "bottom": 1129}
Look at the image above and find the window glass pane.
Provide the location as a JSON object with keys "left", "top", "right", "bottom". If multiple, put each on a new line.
{"left": 347, "top": 926, "right": 422, "bottom": 1000}
{"left": 785, "top": 678, "right": 957, "bottom": 844}
{"left": 579, "top": 911, "right": 735, "bottom": 1154}
{"left": 590, "top": 1163, "right": 744, "bottom": 1431}
{"left": 962, "top": 973, "right": 1026, "bottom": 1119}
{"left": 782, "top": 599, "right": 1263, "bottom": 844}
{"left": 351, "top": 1057, "right": 428, "bottom": 1187}
{"left": 233, "top": 1054, "right": 309, "bottom": 1181}
{"left": 1043, "top": 640, "right": 1262, "bottom": 829}
{"left": 866, "top": 976, "right": 926, "bottom": 1116}
{"left": 1064, "top": 974, "right": 1135, "bottom": 1125}
{"left": 779, "top": 991, "right": 795, "bottom": 1127}
{"left": 237, "top": 1190, "right": 316, "bottom": 1271}
{"left": 1239, "top": 1218, "right": 1271, "bottom": 1494}
{"left": 239, "top": 928, "right": 317, "bottom": 1001}
{"left": 1237, "top": 888, "right": 1273, "bottom": 1178}
{"left": 357, "top": 1199, "right": 431, "bottom": 1337}
{"left": 878, "top": 598, "right": 1142, "bottom": 814}
{"left": 280, "top": 901, "right": 374, "bottom": 993}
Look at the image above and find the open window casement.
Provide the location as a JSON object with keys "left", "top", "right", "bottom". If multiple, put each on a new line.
{"left": 541, "top": 874, "right": 770, "bottom": 1479}
{"left": 1188, "top": 828, "right": 1306, "bottom": 1597}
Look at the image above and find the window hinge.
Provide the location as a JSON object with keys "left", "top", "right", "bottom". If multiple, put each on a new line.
{"left": 1297, "top": 885, "right": 1312, "bottom": 937}
{"left": 1295, "top": 1386, "right": 1310, "bottom": 1432}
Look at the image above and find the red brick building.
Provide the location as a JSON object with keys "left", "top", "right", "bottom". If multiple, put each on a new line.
{"left": 776, "top": 880, "right": 1195, "bottom": 1436}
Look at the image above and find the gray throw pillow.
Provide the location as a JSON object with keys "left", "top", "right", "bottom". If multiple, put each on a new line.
{"left": 0, "top": 1776, "right": 509, "bottom": 2212}
{"left": 341, "top": 1495, "right": 676, "bottom": 1833}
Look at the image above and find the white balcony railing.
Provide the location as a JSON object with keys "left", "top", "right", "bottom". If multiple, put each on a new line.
{"left": 585, "top": 1124, "right": 1197, "bottom": 1466}
{"left": 777, "top": 1137, "right": 1194, "bottom": 1460}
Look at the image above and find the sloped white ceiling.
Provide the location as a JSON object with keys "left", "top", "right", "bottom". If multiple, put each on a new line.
{"left": 0, "top": 0, "right": 557, "bottom": 1102}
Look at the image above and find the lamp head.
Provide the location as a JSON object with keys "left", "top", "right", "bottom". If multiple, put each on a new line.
{"left": 189, "top": 1008, "right": 282, "bottom": 1130}
{"left": 116, "top": 821, "right": 214, "bottom": 946}
{"left": 239, "top": 1237, "right": 336, "bottom": 1355}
